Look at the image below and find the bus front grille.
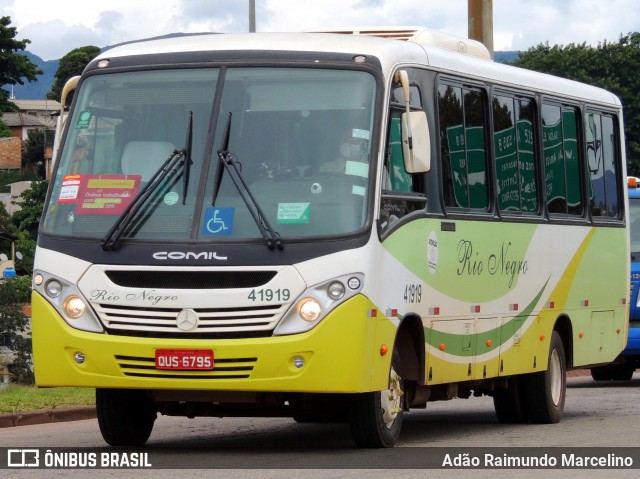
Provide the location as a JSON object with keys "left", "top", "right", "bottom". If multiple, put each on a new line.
{"left": 105, "top": 270, "right": 277, "bottom": 289}
{"left": 94, "top": 303, "right": 284, "bottom": 337}
{"left": 115, "top": 354, "right": 256, "bottom": 379}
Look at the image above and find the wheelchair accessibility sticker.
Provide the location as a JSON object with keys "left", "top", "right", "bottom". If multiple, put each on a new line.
{"left": 202, "top": 208, "right": 234, "bottom": 236}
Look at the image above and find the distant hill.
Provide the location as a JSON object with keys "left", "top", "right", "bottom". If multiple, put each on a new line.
{"left": 494, "top": 51, "right": 519, "bottom": 63}
{"left": 5, "top": 51, "right": 58, "bottom": 100}
{"left": 6, "top": 46, "right": 519, "bottom": 101}
{"left": 5, "top": 33, "right": 213, "bottom": 101}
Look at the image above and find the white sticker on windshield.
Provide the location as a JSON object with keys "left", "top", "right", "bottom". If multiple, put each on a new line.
{"left": 277, "top": 203, "right": 310, "bottom": 224}
{"left": 352, "top": 128, "right": 370, "bottom": 140}
{"left": 352, "top": 185, "right": 366, "bottom": 196}
{"left": 345, "top": 161, "right": 368, "bottom": 178}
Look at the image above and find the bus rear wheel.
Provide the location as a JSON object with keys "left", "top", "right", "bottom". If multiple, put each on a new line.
{"left": 520, "top": 331, "right": 566, "bottom": 423}
{"left": 590, "top": 364, "right": 634, "bottom": 381}
{"left": 349, "top": 351, "right": 404, "bottom": 448}
{"left": 96, "top": 389, "right": 156, "bottom": 446}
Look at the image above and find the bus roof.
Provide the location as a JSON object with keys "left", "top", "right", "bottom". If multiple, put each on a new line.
{"left": 96, "top": 30, "right": 621, "bottom": 108}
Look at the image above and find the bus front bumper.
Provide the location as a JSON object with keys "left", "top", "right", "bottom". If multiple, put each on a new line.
{"left": 31, "top": 292, "right": 395, "bottom": 393}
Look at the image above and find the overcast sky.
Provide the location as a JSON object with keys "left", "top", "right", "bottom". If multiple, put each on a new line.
{"left": 1, "top": 0, "right": 640, "bottom": 61}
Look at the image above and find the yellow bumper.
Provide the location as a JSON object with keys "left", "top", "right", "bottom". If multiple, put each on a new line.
{"left": 32, "top": 292, "right": 394, "bottom": 393}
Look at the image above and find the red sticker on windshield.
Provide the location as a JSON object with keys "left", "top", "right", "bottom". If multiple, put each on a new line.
{"left": 75, "top": 174, "right": 141, "bottom": 215}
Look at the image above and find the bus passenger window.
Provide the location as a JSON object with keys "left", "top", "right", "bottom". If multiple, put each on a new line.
{"left": 518, "top": 98, "right": 538, "bottom": 212}
{"left": 542, "top": 103, "right": 583, "bottom": 216}
{"left": 493, "top": 95, "right": 538, "bottom": 213}
{"left": 562, "top": 108, "right": 582, "bottom": 215}
{"left": 587, "top": 112, "right": 620, "bottom": 218}
{"left": 438, "top": 83, "right": 488, "bottom": 210}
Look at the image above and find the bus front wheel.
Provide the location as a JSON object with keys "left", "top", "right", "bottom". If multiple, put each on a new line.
{"left": 96, "top": 388, "right": 156, "bottom": 446}
{"left": 349, "top": 350, "right": 404, "bottom": 448}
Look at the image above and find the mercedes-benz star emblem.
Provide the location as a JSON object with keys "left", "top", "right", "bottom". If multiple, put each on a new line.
{"left": 176, "top": 309, "right": 199, "bottom": 331}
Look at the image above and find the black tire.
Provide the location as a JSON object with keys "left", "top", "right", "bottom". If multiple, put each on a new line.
{"left": 493, "top": 376, "right": 526, "bottom": 423}
{"left": 96, "top": 389, "right": 156, "bottom": 446}
{"left": 590, "top": 364, "right": 635, "bottom": 381}
{"left": 349, "top": 350, "right": 404, "bottom": 448}
{"left": 521, "top": 331, "right": 566, "bottom": 424}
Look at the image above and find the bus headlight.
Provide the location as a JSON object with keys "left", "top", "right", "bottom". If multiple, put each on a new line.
{"left": 32, "top": 270, "right": 103, "bottom": 333}
{"left": 63, "top": 296, "right": 87, "bottom": 319}
{"left": 327, "top": 281, "right": 346, "bottom": 300}
{"left": 298, "top": 298, "right": 322, "bottom": 322}
{"left": 274, "top": 273, "right": 364, "bottom": 336}
{"left": 45, "top": 279, "right": 63, "bottom": 298}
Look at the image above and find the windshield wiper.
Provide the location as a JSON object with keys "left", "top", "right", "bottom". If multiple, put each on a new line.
{"left": 101, "top": 113, "right": 193, "bottom": 251}
{"left": 101, "top": 148, "right": 184, "bottom": 251}
{"left": 182, "top": 111, "right": 193, "bottom": 204}
{"left": 214, "top": 112, "right": 283, "bottom": 250}
{"left": 210, "top": 112, "right": 227, "bottom": 208}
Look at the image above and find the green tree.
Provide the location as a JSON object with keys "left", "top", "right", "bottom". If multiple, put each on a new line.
{"left": 512, "top": 33, "right": 640, "bottom": 175}
{"left": 0, "top": 277, "right": 33, "bottom": 384}
{"left": 0, "top": 170, "right": 38, "bottom": 194}
{"left": 0, "top": 115, "right": 10, "bottom": 137}
{"left": 0, "top": 16, "right": 42, "bottom": 111}
{"left": 0, "top": 202, "right": 22, "bottom": 269}
{"left": 0, "top": 200, "right": 16, "bottom": 239}
{"left": 13, "top": 231, "right": 35, "bottom": 275}
{"left": 22, "top": 128, "right": 47, "bottom": 176}
{"left": 12, "top": 180, "right": 48, "bottom": 242}
{"left": 48, "top": 45, "right": 100, "bottom": 104}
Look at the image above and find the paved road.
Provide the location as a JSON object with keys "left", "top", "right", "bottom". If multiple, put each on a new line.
{"left": 1, "top": 373, "right": 639, "bottom": 479}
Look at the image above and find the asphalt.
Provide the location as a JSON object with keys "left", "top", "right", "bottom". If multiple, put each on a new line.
{"left": 0, "top": 370, "right": 592, "bottom": 428}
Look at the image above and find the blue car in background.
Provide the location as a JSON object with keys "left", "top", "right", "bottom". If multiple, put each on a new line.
{"left": 592, "top": 177, "right": 640, "bottom": 380}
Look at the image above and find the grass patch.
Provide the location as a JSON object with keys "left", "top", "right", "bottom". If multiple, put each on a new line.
{"left": 0, "top": 385, "right": 95, "bottom": 414}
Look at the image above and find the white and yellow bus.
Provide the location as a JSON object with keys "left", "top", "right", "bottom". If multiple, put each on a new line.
{"left": 33, "top": 28, "right": 629, "bottom": 447}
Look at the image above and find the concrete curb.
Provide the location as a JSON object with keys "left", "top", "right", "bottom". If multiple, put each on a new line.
{"left": 0, "top": 406, "right": 96, "bottom": 428}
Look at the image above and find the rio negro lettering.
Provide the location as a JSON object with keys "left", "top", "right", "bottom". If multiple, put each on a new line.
{"left": 89, "top": 289, "right": 178, "bottom": 305}
{"left": 456, "top": 239, "right": 528, "bottom": 288}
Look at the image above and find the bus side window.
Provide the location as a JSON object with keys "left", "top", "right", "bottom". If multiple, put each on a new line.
{"left": 438, "top": 83, "right": 489, "bottom": 210}
{"left": 385, "top": 114, "right": 414, "bottom": 192}
{"left": 492, "top": 94, "right": 539, "bottom": 213}
{"left": 587, "top": 112, "right": 620, "bottom": 218}
{"left": 380, "top": 108, "right": 427, "bottom": 230}
{"left": 542, "top": 102, "right": 583, "bottom": 216}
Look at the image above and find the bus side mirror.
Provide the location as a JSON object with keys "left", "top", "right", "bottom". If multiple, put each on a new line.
{"left": 402, "top": 110, "right": 431, "bottom": 173}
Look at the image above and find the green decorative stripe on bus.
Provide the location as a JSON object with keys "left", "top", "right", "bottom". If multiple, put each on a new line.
{"left": 424, "top": 280, "right": 548, "bottom": 357}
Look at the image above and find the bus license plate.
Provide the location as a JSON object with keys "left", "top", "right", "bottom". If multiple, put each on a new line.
{"left": 155, "top": 349, "right": 214, "bottom": 370}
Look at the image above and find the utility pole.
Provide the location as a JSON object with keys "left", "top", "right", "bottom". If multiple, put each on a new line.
{"left": 468, "top": 0, "right": 494, "bottom": 59}
{"left": 249, "top": 0, "right": 256, "bottom": 32}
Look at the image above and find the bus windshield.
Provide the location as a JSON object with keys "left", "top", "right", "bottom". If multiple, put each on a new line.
{"left": 42, "top": 67, "right": 377, "bottom": 243}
